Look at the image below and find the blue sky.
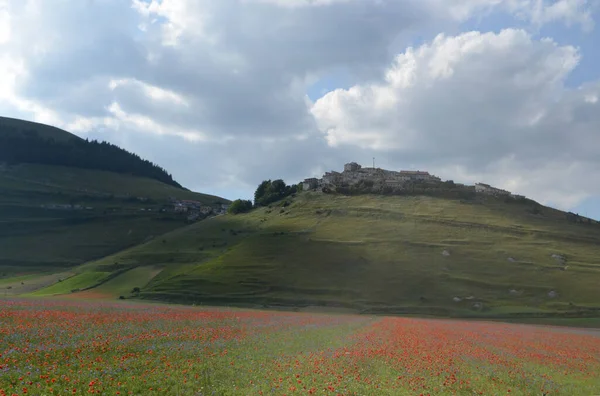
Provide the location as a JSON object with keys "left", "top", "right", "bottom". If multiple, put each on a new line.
{"left": 1, "top": 0, "right": 600, "bottom": 218}
{"left": 309, "top": 7, "right": 600, "bottom": 99}
{"left": 305, "top": 4, "right": 600, "bottom": 219}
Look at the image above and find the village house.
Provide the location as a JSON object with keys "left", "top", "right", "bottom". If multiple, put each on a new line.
{"left": 302, "top": 178, "right": 320, "bottom": 191}
{"left": 173, "top": 203, "right": 188, "bottom": 213}
{"left": 171, "top": 199, "right": 204, "bottom": 213}
{"left": 475, "top": 183, "right": 511, "bottom": 196}
{"left": 303, "top": 162, "right": 442, "bottom": 190}
{"left": 301, "top": 162, "right": 526, "bottom": 200}
{"left": 180, "top": 200, "right": 202, "bottom": 209}
{"left": 200, "top": 206, "right": 214, "bottom": 215}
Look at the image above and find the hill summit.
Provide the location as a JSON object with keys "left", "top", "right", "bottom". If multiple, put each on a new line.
{"left": 39, "top": 185, "right": 600, "bottom": 320}
{"left": 0, "top": 116, "right": 181, "bottom": 188}
{"left": 303, "top": 161, "right": 526, "bottom": 202}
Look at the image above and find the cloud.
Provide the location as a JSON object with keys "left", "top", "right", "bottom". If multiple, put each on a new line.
{"left": 529, "top": 0, "right": 595, "bottom": 31}
{"left": 311, "top": 28, "right": 600, "bottom": 209}
{"left": 0, "top": 0, "right": 10, "bottom": 45}
{"left": 0, "top": 0, "right": 598, "bottom": 211}
{"left": 433, "top": 0, "right": 596, "bottom": 31}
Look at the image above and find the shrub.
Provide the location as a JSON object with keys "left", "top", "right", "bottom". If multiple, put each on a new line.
{"left": 228, "top": 199, "right": 253, "bottom": 214}
{"left": 254, "top": 179, "right": 299, "bottom": 207}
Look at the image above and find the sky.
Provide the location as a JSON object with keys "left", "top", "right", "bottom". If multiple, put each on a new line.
{"left": 1, "top": 0, "right": 600, "bottom": 218}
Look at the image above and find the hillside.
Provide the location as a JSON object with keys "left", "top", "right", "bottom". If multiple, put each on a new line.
{"left": 0, "top": 117, "right": 229, "bottom": 279}
{"left": 0, "top": 116, "right": 82, "bottom": 142}
{"left": 0, "top": 116, "right": 181, "bottom": 187}
{"left": 32, "top": 192, "right": 600, "bottom": 319}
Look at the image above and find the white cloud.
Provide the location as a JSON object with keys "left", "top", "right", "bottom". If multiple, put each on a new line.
{"left": 430, "top": 0, "right": 596, "bottom": 31}
{"left": 311, "top": 29, "right": 600, "bottom": 209}
{"left": 0, "top": 0, "right": 11, "bottom": 44}
{"left": 240, "top": 0, "right": 355, "bottom": 7}
{"left": 108, "top": 78, "right": 189, "bottom": 107}
{"left": 0, "top": 54, "right": 25, "bottom": 100}
{"left": 530, "top": 0, "right": 595, "bottom": 31}
{"left": 0, "top": 0, "right": 598, "bottom": 210}
{"left": 105, "top": 102, "right": 206, "bottom": 142}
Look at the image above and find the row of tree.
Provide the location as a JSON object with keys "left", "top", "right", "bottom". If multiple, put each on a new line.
{"left": 228, "top": 179, "right": 300, "bottom": 215}
{"left": 254, "top": 179, "right": 299, "bottom": 207}
{"left": 329, "top": 179, "right": 477, "bottom": 200}
{"left": 0, "top": 127, "right": 182, "bottom": 188}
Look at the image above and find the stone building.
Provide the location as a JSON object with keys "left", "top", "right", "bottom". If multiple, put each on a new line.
{"left": 303, "top": 162, "right": 442, "bottom": 190}
{"left": 344, "top": 162, "right": 361, "bottom": 172}
{"left": 301, "top": 162, "right": 524, "bottom": 199}
{"left": 475, "top": 183, "right": 510, "bottom": 196}
{"left": 302, "top": 178, "right": 320, "bottom": 191}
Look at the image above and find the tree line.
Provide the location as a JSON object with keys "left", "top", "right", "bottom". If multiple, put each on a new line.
{"left": 0, "top": 126, "right": 182, "bottom": 188}
{"left": 228, "top": 179, "right": 300, "bottom": 214}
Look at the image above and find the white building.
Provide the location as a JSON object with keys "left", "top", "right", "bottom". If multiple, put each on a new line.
{"left": 475, "top": 183, "right": 510, "bottom": 196}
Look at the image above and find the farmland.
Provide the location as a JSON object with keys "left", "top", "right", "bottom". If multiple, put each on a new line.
{"left": 1, "top": 298, "right": 599, "bottom": 395}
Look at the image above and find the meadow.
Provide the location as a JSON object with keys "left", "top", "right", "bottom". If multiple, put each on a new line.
{"left": 43, "top": 192, "right": 600, "bottom": 319}
{"left": 0, "top": 163, "right": 226, "bottom": 276}
{"left": 1, "top": 298, "right": 599, "bottom": 395}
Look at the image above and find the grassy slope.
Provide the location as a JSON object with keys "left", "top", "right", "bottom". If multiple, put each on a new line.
{"left": 0, "top": 163, "right": 228, "bottom": 277}
{"left": 40, "top": 192, "right": 600, "bottom": 318}
{"left": 0, "top": 116, "right": 82, "bottom": 142}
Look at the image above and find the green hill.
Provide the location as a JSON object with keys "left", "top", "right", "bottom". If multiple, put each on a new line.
{"left": 34, "top": 191, "right": 600, "bottom": 319}
{"left": 0, "top": 116, "right": 82, "bottom": 142}
{"left": 0, "top": 117, "right": 229, "bottom": 279}
{"left": 0, "top": 116, "right": 182, "bottom": 187}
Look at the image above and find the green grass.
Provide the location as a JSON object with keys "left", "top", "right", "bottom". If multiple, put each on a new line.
{"left": 0, "top": 163, "right": 225, "bottom": 203}
{"left": 37, "top": 191, "right": 600, "bottom": 319}
{"left": 0, "top": 163, "right": 228, "bottom": 274}
{"left": 29, "top": 271, "right": 110, "bottom": 296}
{"left": 0, "top": 271, "right": 75, "bottom": 296}
{"left": 0, "top": 116, "right": 80, "bottom": 142}
{"left": 496, "top": 317, "right": 600, "bottom": 328}
{"left": 82, "top": 266, "right": 164, "bottom": 297}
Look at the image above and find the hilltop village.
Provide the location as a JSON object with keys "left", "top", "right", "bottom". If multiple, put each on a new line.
{"left": 303, "top": 162, "right": 526, "bottom": 199}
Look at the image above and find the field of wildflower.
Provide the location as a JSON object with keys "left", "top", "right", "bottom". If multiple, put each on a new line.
{"left": 1, "top": 298, "right": 599, "bottom": 396}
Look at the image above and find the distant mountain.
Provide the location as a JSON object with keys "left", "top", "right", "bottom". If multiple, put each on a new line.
{"left": 0, "top": 116, "right": 182, "bottom": 188}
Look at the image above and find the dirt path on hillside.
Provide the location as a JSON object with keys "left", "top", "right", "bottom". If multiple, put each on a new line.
{"left": 1, "top": 271, "right": 75, "bottom": 296}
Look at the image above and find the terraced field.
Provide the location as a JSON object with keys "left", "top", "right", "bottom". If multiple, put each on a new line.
{"left": 0, "top": 163, "right": 227, "bottom": 276}
{"left": 28, "top": 192, "right": 600, "bottom": 320}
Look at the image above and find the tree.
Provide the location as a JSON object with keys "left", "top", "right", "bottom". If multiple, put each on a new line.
{"left": 253, "top": 179, "right": 300, "bottom": 207}
{"left": 0, "top": 125, "right": 183, "bottom": 188}
{"left": 254, "top": 180, "right": 271, "bottom": 206}
{"left": 271, "top": 179, "right": 287, "bottom": 196}
{"left": 228, "top": 199, "right": 253, "bottom": 214}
